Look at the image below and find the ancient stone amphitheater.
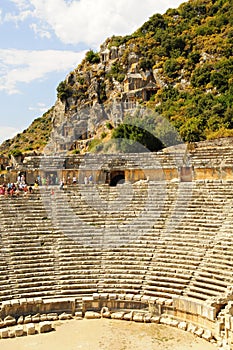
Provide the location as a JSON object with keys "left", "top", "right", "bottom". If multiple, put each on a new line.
{"left": 1, "top": 137, "right": 233, "bottom": 348}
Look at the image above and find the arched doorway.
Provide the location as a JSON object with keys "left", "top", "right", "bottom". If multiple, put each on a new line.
{"left": 110, "top": 171, "right": 125, "bottom": 186}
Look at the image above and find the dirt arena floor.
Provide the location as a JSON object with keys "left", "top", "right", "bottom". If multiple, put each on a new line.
{"left": 0, "top": 318, "right": 216, "bottom": 350}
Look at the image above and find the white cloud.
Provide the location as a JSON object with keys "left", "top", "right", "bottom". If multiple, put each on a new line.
{"left": 28, "top": 102, "right": 49, "bottom": 114}
{"left": 30, "top": 23, "right": 51, "bottom": 39}
{"left": 0, "top": 49, "right": 86, "bottom": 94}
{"left": 7, "top": 0, "right": 185, "bottom": 47}
{"left": 0, "top": 126, "right": 19, "bottom": 144}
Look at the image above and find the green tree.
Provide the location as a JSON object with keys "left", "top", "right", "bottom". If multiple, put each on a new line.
{"left": 86, "top": 50, "right": 100, "bottom": 64}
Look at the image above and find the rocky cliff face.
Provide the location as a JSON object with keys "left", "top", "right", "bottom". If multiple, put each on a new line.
{"left": 49, "top": 40, "right": 164, "bottom": 154}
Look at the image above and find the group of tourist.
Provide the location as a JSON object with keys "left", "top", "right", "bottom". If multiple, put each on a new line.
{"left": 0, "top": 182, "right": 33, "bottom": 197}
{"left": 0, "top": 173, "right": 95, "bottom": 196}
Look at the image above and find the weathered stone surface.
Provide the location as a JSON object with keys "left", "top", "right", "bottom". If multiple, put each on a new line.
{"left": 99, "top": 293, "right": 108, "bottom": 300}
{"left": 101, "top": 307, "right": 111, "bottom": 318}
{"left": 125, "top": 294, "right": 134, "bottom": 301}
{"left": 4, "top": 315, "right": 16, "bottom": 326}
{"left": 24, "top": 315, "right": 32, "bottom": 324}
{"left": 202, "top": 329, "right": 212, "bottom": 341}
{"left": 141, "top": 296, "right": 150, "bottom": 304}
{"left": 92, "top": 293, "right": 99, "bottom": 300}
{"left": 17, "top": 316, "right": 24, "bottom": 325}
{"left": 133, "top": 313, "right": 144, "bottom": 323}
{"left": 15, "top": 325, "right": 24, "bottom": 337}
{"left": 123, "top": 312, "right": 133, "bottom": 321}
{"left": 165, "top": 299, "right": 173, "bottom": 307}
{"left": 0, "top": 318, "right": 5, "bottom": 328}
{"left": 160, "top": 317, "right": 171, "bottom": 325}
{"left": 40, "top": 314, "right": 48, "bottom": 322}
{"left": 39, "top": 321, "right": 52, "bottom": 333}
{"left": 9, "top": 330, "right": 15, "bottom": 338}
{"left": 59, "top": 313, "right": 73, "bottom": 320}
{"left": 0, "top": 328, "right": 9, "bottom": 339}
{"left": 144, "top": 314, "right": 151, "bottom": 323}
{"left": 178, "top": 321, "right": 187, "bottom": 331}
{"left": 26, "top": 323, "right": 36, "bottom": 335}
{"left": 151, "top": 316, "right": 160, "bottom": 324}
{"left": 75, "top": 312, "right": 83, "bottom": 318}
{"left": 187, "top": 323, "right": 197, "bottom": 333}
{"left": 109, "top": 293, "right": 117, "bottom": 300}
{"left": 195, "top": 327, "right": 204, "bottom": 337}
{"left": 111, "top": 312, "right": 125, "bottom": 320}
{"left": 156, "top": 298, "right": 166, "bottom": 305}
{"left": 47, "top": 313, "right": 58, "bottom": 321}
{"left": 85, "top": 311, "right": 101, "bottom": 320}
{"left": 170, "top": 319, "right": 179, "bottom": 327}
{"left": 31, "top": 314, "right": 40, "bottom": 323}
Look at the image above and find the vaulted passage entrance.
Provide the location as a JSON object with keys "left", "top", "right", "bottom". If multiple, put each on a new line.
{"left": 109, "top": 171, "right": 125, "bottom": 186}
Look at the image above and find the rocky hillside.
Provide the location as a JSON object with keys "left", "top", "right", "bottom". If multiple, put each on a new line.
{"left": 1, "top": 0, "right": 233, "bottom": 156}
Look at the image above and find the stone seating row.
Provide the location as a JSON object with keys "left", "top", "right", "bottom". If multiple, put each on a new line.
{"left": 0, "top": 180, "right": 233, "bottom": 302}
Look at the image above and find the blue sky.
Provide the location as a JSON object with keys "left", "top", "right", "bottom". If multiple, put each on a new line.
{"left": 0, "top": 0, "right": 185, "bottom": 144}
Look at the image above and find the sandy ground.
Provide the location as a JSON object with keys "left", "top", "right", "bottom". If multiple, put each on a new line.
{"left": 0, "top": 318, "right": 216, "bottom": 350}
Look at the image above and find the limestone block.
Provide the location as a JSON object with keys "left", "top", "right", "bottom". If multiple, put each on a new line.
{"left": 101, "top": 307, "right": 111, "bottom": 318}
{"left": 133, "top": 313, "right": 144, "bottom": 322}
{"left": 187, "top": 323, "right": 197, "bottom": 333}
{"left": 92, "top": 293, "right": 100, "bottom": 300}
{"left": 34, "top": 297, "right": 43, "bottom": 304}
{"left": 26, "top": 323, "right": 36, "bottom": 335}
{"left": 125, "top": 294, "right": 134, "bottom": 301}
{"left": 4, "top": 315, "right": 16, "bottom": 327}
{"left": 195, "top": 327, "right": 204, "bottom": 337}
{"left": 15, "top": 325, "right": 24, "bottom": 337}
{"left": 160, "top": 317, "right": 170, "bottom": 325}
{"left": 165, "top": 299, "right": 173, "bottom": 307}
{"left": 156, "top": 298, "right": 166, "bottom": 305}
{"left": 178, "top": 322, "right": 187, "bottom": 331}
{"left": 40, "top": 314, "right": 48, "bottom": 322}
{"left": 17, "top": 316, "right": 24, "bottom": 325}
{"left": 141, "top": 295, "right": 150, "bottom": 304}
{"left": 202, "top": 329, "right": 212, "bottom": 341}
{"left": 9, "top": 330, "right": 15, "bottom": 338}
{"left": 109, "top": 293, "right": 117, "bottom": 300}
{"left": 118, "top": 294, "right": 125, "bottom": 300}
{"left": 124, "top": 312, "right": 134, "bottom": 321}
{"left": 0, "top": 319, "right": 5, "bottom": 328}
{"left": 170, "top": 319, "right": 179, "bottom": 327}
{"left": 0, "top": 328, "right": 9, "bottom": 339}
{"left": 133, "top": 295, "right": 142, "bottom": 302}
{"left": 85, "top": 311, "right": 101, "bottom": 320}
{"left": 24, "top": 315, "right": 32, "bottom": 324}
{"left": 2, "top": 301, "right": 11, "bottom": 308}
{"left": 102, "top": 311, "right": 111, "bottom": 319}
{"left": 47, "top": 313, "right": 58, "bottom": 321}
{"left": 75, "top": 312, "right": 83, "bottom": 318}
{"left": 20, "top": 298, "right": 27, "bottom": 306}
{"left": 31, "top": 314, "right": 40, "bottom": 323}
{"left": 39, "top": 321, "right": 52, "bottom": 333}
{"left": 148, "top": 297, "right": 157, "bottom": 304}
{"left": 11, "top": 299, "right": 20, "bottom": 307}
{"left": 59, "top": 313, "right": 73, "bottom": 320}
{"left": 99, "top": 293, "right": 108, "bottom": 300}
{"left": 144, "top": 314, "right": 151, "bottom": 323}
{"left": 151, "top": 316, "right": 160, "bottom": 324}
{"left": 111, "top": 312, "right": 125, "bottom": 320}
{"left": 82, "top": 296, "right": 93, "bottom": 302}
